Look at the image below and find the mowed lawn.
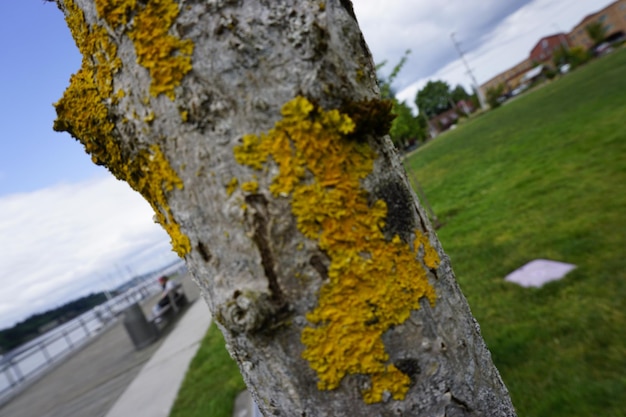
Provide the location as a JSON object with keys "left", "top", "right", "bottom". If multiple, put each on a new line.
{"left": 169, "top": 324, "right": 246, "bottom": 417}
{"left": 405, "top": 49, "right": 626, "bottom": 416}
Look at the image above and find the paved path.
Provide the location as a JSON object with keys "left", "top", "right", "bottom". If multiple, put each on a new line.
{"left": 0, "top": 275, "right": 205, "bottom": 417}
{"left": 105, "top": 299, "right": 211, "bottom": 417}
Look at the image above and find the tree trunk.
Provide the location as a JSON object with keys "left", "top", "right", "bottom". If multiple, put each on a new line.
{"left": 53, "top": 0, "right": 516, "bottom": 415}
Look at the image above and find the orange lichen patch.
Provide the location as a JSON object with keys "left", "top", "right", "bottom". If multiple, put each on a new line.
{"left": 234, "top": 96, "right": 439, "bottom": 403}
{"left": 128, "top": 0, "right": 194, "bottom": 99}
{"left": 54, "top": 0, "right": 190, "bottom": 257}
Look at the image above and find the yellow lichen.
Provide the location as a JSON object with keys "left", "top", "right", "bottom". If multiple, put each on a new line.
{"left": 93, "top": 0, "right": 194, "bottom": 99}
{"left": 415, "top": 233, "right": 441, "bottom": 270}
{"left": 226, "top": 178, "right": 239, "bottom": 196}
{"left": 363, "top": 365, "right": 411, "bottom": 403}
{"left": 234, "top": 96, "right": 439, "bottom": 403}
{"left": 127, "top": 0, "right": 194, "bottom": 99}
{"left": 241, "top": 181, "right": 259, "bottom": 193}
{"left": 113, "top": 89, "right": 126, "bottom": 104}
{"left": 54, "top": 0, "right": 122, "bottom": 168}
{"left": 95, "top": 0, "right": 136, "bottom": 27}
{"left": 131, "top": 145, "right": 191, "bottom": 257}
{"left": 143, "top": 111, "right": 155, "bottom": 123}
{"left": 54, "top": 0, "right": 190, "bottom": 257}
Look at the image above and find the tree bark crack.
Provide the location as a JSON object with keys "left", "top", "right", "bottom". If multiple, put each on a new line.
{"left": 245, "top": 194, "right": 285, "bottom": 307}
{"left": 196, "top": 241, "right": 212, "bottom": 262}
{"left": 446, "top": 390, "right": 473, "bottom": 416}
{"left": 309, "top": 254, "right": 329, "bottom": 281}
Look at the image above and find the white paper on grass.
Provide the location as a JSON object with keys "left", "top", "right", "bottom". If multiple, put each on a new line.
{"left": 505, "top": 259, "right": 576, "bottom": 288}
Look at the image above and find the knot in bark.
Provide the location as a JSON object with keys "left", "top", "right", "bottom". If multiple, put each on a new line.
{"left": 218, "top": 290, "right": 274, "bottom": 334}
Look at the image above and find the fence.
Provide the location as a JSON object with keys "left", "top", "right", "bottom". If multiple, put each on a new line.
{"left": 0, "top": 278, "right": 163, "bottom": 405}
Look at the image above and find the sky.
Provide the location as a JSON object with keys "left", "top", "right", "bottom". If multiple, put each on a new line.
{"left": 0, "top": 0, "right": 613, "bottom": 330}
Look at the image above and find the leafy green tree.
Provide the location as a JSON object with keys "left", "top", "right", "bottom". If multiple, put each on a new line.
{"left": 415, "top": 80, "right": 452, "bottom": 118}
{"left": 585, "top": 21, "right": 608, "bottom": 47}
{"left": 469, "top": 88, "right": 481, "bottom": 110}
{"left": 486, "top": 83, "right": 506, "bottom": 109}
{"left": 569, "top": 46, "right": 592, "bottom": 66}
{"left": 450, "top": 84, "right": 469, "bottom": 103}
{"left": 377, "top": 50, "right": 426, "bottom": 147}
{"left": 553, "top": 45, "right": 591, "bottom": 69}
{"left": 553, "top": 45, "right": 569, "bottom": 67}
{"left": 389, "top": 100, "right": 425, "bottom": 148}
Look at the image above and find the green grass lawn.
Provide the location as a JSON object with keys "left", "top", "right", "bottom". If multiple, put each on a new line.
{"left": 169, "top": 324, "right": 245, "bottom": 417}
{"left": 171, "top": 50, "right": 626, "bottom": 417}
{"left": 405, "top": 49, "right": 626, "bottom": 416}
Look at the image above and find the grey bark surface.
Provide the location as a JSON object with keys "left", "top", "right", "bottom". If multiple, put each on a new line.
{"left": 56, "top": 0, "right": 516, "bottom": 415}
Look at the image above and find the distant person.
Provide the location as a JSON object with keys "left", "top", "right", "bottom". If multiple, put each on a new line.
{"left": 157, "top": 276, "right": 179, "bottom": 308}
{"left": 159, "top": 275, "right": 177, "bottom": 293}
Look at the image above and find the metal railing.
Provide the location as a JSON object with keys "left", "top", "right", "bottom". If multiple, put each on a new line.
{"left": 0, "top": 279, "right": 163, "bottom": 405}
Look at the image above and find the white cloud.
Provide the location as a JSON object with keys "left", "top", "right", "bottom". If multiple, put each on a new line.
{"left": 0, "top": 177, "right": 177, "bottom": 328}
{"left": 354, "top": 0, "right": 532, "bottom": 87}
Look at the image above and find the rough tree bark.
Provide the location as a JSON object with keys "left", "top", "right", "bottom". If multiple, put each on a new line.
{"left": 53, "top": 0, "right": 516, "bottom": 415}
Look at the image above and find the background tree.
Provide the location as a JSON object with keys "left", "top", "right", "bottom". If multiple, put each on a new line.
{"left": 389, "top": 100, "right": 426, "bottom": 148}
{"left": 377, "top": 50, "right": 426, "bottom": 148}
{"left": 486, "top": 83, "right": 506, "bottom": 109}
{"left": 569, "top": 46, "right": 592, "bottom": 66}
{"left": 585, "top": 21, "right": 608, "bottom": 47}
{"left": 468, "top": 87, "right": 481, "bottom": 111}
{"left": 553, "top": 45, "right": 591, "bottom": 69}
{"left": 53, "top": 0, "right": 516, "bottom": 415}
{"left": 415, "top": 80, "right": 453, "bottom": 118}
{"left": 450, "top": 84, "right": 470, "bottom": 104}
{"left": 553, "top": 45, "right": 569, "bottom": 67}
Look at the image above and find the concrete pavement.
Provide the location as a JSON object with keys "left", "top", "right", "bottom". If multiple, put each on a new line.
{"left": 106, "top": 293, "right": 260, "bottom": 417}
{"left": 105, "top": 298, "right": 212, "bottom": 417}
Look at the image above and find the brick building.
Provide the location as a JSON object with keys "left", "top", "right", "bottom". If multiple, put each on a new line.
{"left": 480, "top": 0, "right": 626, "bottom": 95}
{"left": 481, "top": 58, "right": 533, "bottom": 95}
{"left": 568, "top": 0, "right": 626, "bottom": 50}
{"left": 529, "top": 33, "right": 570, "bottom": 63}
{"left": 428, "top": 100, "right": 476, "bottom": 136}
